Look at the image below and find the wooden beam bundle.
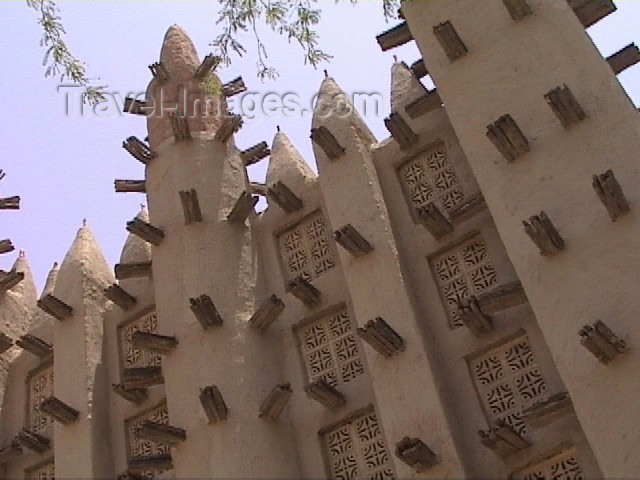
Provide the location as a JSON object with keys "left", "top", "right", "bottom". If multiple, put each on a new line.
{"left": 523, "top": 211, "right": 565, "bottom": 256}
{"left": 189, "top": 294, "right": 223, "bottom": 329}
{"left": 40, "top": 396, "right": 79, "bottom": 425}
{"left": 199, "top": 385, "right": 229, "bottom": 424}
{"left": 544, "top": 85, "right": 586, "bottom": 128}
{"left": 126, "top": 218, "right": 165, "bottom": 246}
{"left": 215, "top": 114, "right": 243, "bottom": 142}
{"left": 179, "top": 189, "right": 203, "bottom": 225}
{"left": 384, "top": 112, "right": 418, "bottom": 150}
{"left": 607, "top": 44, "right": 640, "bottom": 75}
{"left": 406, "top": 90, "right": 442, "bottom": 119}
{"left": 304, "top": 378, "right": 345, "bottom": 409}
{"left": 122, "top": 366, "right": 164, "bottom": 389}
{"left": 227, "top": 192, "right": 258, "bottom": 224}
{"left": 486, "top": 114, "right": 530, "bottom": 162}
{"left": 267, "top": 181, "right": 303, "bottom": 213}
{"left": 169, "top": 113, "right": 191, "bottom": 142}
{"left": 37, "top": 294, "right": 73, "bottom": 321}
{"left": 16, "top": 429, "right": 50, "bottom": 454}
{"left": 579, "top": 320, "right": 627, "bottom": 364}
{"left": 0, "top": 196, "right": 19, "bottom": 210}
{"left": 122, "top": 137, "right": 157, "bottom": 165}
{"left": 357, "top": 317, "right": 405, "bottom": 357}
{"left": 114, "top": 180, "right": 146, "bottom": 193}
{"left": 123, "top": 97, "right": 148, "bottom": 115}
{"left": 105, "top": 284, "right": 137, "bottom": 310}
{"left": 502, "top": 0, "right": 532, "bottom": 21}
{"left": 138, "top": 421, "right": 186, "bottom": 444}
{"left": 128, "top": 454, "right": 173, "bottom": 474}
{"left": 250, "top": 182, "right": 268, "bottom": 197}
{"left": 0, "top": 239, "right": 14, "bottom": 255}
{"left": 195, "top": 54, "right": 221, "bottom": 79}
{"left": 522, "top": 392, "right": 572, "bottom": 429}
{"left": 376, "top": 22, "right": 413, "bottom": 51}
{"left": 310, "top": 126, "right": 345, "bottom": 160}
{"left": 16, "top": 334, "right": 52, "bottom": 358}
{"left": 222, "top": 76, "right": 247, "bottom": 97}
{"left": 131, "top": 331, "right": 178, "bottom": 355}
{"left": 288, "top": 276, "right": 321, "bottom": 307}
{"left": 418, "top": 203, "right": 453, "bottom": 240}
{"left": 0, "top": 270, "right": 24, "bottom": 292}
{"left": 479, "top": 420, "right": 530, "bottom": 457}
{"left": 249, "top": 294, "right": 285, "bottom": 332}
{"left": 112, "top": 383, "right": 148, "bottom": 405}
{"left": 334, "top": 224, "right": 373, "bottom": 257}
{"left": 395, "top": 437, "right": 439, "bottom": 472}
{"left": 240, "top": 141, "right": 271, "bottom": 166}
{"left": 148, "top": 62, "right": 169, "bottom": 84}
{"left": 115, "top": 261, "right": 153, "bottom": 280}
{"left": 259, "top": 384, "right": 292, "bottom": 421}
{"left": 593, "top": 170, "right": 630, "bottom": 221}
{"left": 433, "top": 21, "right": 468, "bottom": 61}
{"left": 458, "top": 296, "right": 493, "bottom": 336}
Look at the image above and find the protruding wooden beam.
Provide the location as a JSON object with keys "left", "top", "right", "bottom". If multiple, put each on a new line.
{"left": 288, "top": 276, "right": 321, "bottom": 307}
{"left": 406, "top": 90, "right": 442, "bottom": 119}
{"left": 222, "top": 76, "right": 247, "bottom": 97}
{"left": 0, "top": 441, "right": 22, "bottom": 462}
{"left": 593, "top": 170, "right": 630, "bottom": 221}
{"left": 16, "top": 429, "right": 50, "bottom": 454}
{"left": 249, "top": 182, "right": 268, "bottom": 197}
{"left": 16, "top": 334, "right": 52, "bottom": 358}
{"left": 126, "top": 217, "right": 165, "bottom": 246}
{"left": 568, "top": 0, "right": 616, "bottom": 28}
{"left": 476, "top": 280, "right": 527, "bottom": 314}
{"left": 523, "top": 211, "right": 565, "bottom": 256}
{"left": 128, "top": 454, "right": 173, "bottom": 474}
{"left": 384, "top": 112, "right": 418, "bottom": 150}
{"left": 607, "top": 44, "right": 640, "bottom": 75}
{"left": 579, "top": 320, "right": 628, "bottom": 364}
{"left": 179, "top": 189, "right": 203, "bottom": 225}
{"left": 418, "top": 203, "right": 453, "bottom": 240}
{"left": 189, "top": 295, "right": 223, "bottom": 329}
{"left": 169, "top": 113, "right": 191, "bottom": 142}
{"left": 0, "top": 270, "right": 24, "bottom": 292}
{"left": 227, "top": 192, "right": 258, "bottom": 224}
{"left": 486, "top": 114, "right": 530, "bottom": 162}
{"left": 122, "top": 366, "right": 164, "bottom": 389}
{"left": 122, "top": 136, "right": 157, "bottom": 165}
{"left": 376, "top": 21, "right": 413, "bottom": 51}
{"left": 114, "top": 180, "right": 146, "bottom": 193}
{"left": 544, "top": 85, "right": 586, "bottom": 128}
{"left": 0, "top": 332, "right": 12, "bottom": 354}
{"left": 195, "top": 53, "right": 221, "bottom": 79}
{"left": 40, "top": 396, "right": 79, "bottom": 425}
{"left": 433, "top": 21, "right": 468, "bottom": 61}
{"left": 259, "top": 384, "right": 292, "bottom": 420}
{"left": 115, "top": 261, "right": 152, "bottom": 280}
{"left": 215, "top": 114, "right": 243, "bottom": 142}
{"left": 123, "top": 97, "right": 148, "bottom": 115}
{"left": 0, "top": 239, "right": 14, "bottom": 255}
{"left": 457, "top": 297, "right": 493, "bottom": 336}
{"left": 148, "top": 62, "right": 169, "bottom": 84}
{"left": 357, "top": 317, "right": 405, "bottom": 357}
{"left": 304, "top": 379, "right": 345, "bottom": 409}
{"left": 334, "top": 224, "right": 373, "bottom": 257}
{"left": 199, "top": 385, "right": 229, "bottom": 423}
{"left": 0, "top": 169, "right": 4, "bottom": 182}
{"left": 502, "top": 0, "right": 532, "bottom": 21}
{"left": 267, "top": 181, "right": 303, "bottom": 213}
{"left": 37, "top": 294, "right": 73, "bottom": 321}
{"left": 395, "top": 437, "right": 439, "bottom": 472}
{"left": 0, "top": 196, "right": 20, "bottom": 210}
{"left": 249, "top": 295, "right": 285, "bottom": 332}
{"left": 138, "top": 421, "right": 186, "bottom": 444}
{"left": 105, "top": 284, "right": 137, "bottom": 311}
{"left": 310, "top": 126, "right": 345, "bottom": 160}
{"left": 479, "top": 420, "right": 530, "bottom": 457}
{"left": 522, "top": 392, "right": 572, "bottom": 429}
{"left": 132, "top": 331, "right": 178, "bottom": 355}
{"left": 112, "top": 383, "right": 148, "bottom": 405}
{"left": 410, "top": 59, "right": 428, "bottom": 79}
{"left": 240, "top": 141, "right": 271, "bottom": 166}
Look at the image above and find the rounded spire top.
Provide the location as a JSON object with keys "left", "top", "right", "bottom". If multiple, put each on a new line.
{"left": 10, "top": 251, "right": 37, "bottom": 302}
{"left": 120, "top": 207, "right": 152, "bottom": 265}
{"left": 390, "top": 59, "right": 427, "bottom": 111}
{"left": 159, "top": 24, "right": 200, "bottom": 71}
{"left": 40, "top": 261, "right": 60, "bottom": 300}
{"left": 266, "top": 130, "right": 316, "bottom": 190}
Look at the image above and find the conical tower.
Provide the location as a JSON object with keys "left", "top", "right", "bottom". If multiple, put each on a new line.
{"left": 142, "top": 26, "right": 300, "bottom": 478}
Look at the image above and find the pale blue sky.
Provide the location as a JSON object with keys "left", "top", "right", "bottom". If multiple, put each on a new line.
{"left": 1, "top": 1, "right": 638, "bottom": 290}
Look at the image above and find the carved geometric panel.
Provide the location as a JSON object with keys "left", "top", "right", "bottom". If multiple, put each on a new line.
{"left": 515, "top": 449, "right": 585, "bottom": 480}
{"left": 398, "top": 143, "right": 464, "bottom": 215}
{"left": 431, "top": 234, "right": 498, "bottom": 328}
{"left": 298, "top": 308, "right": 364, "bottom": 388}
{"left": 25, "top": 459, "right": 55, "bottom": 480}
{"left": 125, "top": 402, "right": 171, "bottom": 460}
{"left": 119, "top": 311, "right": 161, "bottom": 371}
{"left": 469, "top": 335, "right": 548, "bottom": 436}
{"left": 324, "top": 410, "right": 394, "bottom": 480}
{"left": 27, "top": 364, "right": 54, "bottom": 434}
{"left": 278, "top": 211, "right": 336, "bottom": 282}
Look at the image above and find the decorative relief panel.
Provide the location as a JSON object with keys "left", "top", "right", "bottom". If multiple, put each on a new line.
{"left": 515, "top": 449, "right": 584, "bottom": 480}
{"left": 25, "top": 460, "right": 55, "bottom": 480}
{"left": 470, "top": 335, "right": 548, "bottom": 436}
{"left": 27, "top": 364, "right": 54, "bottom": 434}
{"left": 399, "top": 144, "right": 464, "bottom": 215}
{"left": 324, "top": 410, "right": 394, "bottom": 480}
{"left": 298, "top": 308, "right": 364, "bottom": 387}
{"left": 119, "top": 311, "right": 161, "bottom": 370}
{"left": 126, "top": 402, "right": 170, "bottom": 460}
{"left": 278, "top": 211, "right": 336, "bottom": 282}
{"left": 431, "top": 234, "right": 498, "bottom": 328}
